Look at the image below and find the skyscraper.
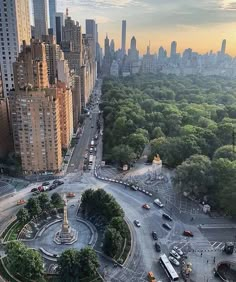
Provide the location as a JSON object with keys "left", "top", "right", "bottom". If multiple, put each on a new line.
{"left": 49, "top": 0, "right": 57, "bottom": 35}
{"left": 56, "top": 13, "right": 65, "bottom": 45}
{"left": 0, "top": 0, "right": 31, "bottom": 95}
{"left": 110, "top": 39, "right": 115, "bottom": 54}
{"left": 0, "top": 67, "right": 13, "bottom": 159}
{"left": 103, "top": 35, "right": 112, "bottom": 75}
{"left": 121, "top": 20, "right": 127, "bottom": 56}
{"left": 221, "top": 39, "right": 226, "bottom": 54}
{"left": 170, "top": 41, "right": 177, "bottom": 58}
{"left": 128, "top": 36, "right": 139, "bottom": 62}
{"left": 33, "top": 0, "right": 48, "bottom": 39}
{"left": 86, "top": 19, "right": 97, "bottom": 59}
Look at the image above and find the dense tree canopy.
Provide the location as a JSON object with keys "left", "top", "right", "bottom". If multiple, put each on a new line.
{"left": 102, "top": 74, "right": 236, "bottom": 215}
{"left": 102, "top": 74, "right": 236, "bottom": 166}
{"left": 6, "top": 241, "right": 44, "bottom": 280}
{"left": 58, "top": 248, "right": 99, "bottom": 281}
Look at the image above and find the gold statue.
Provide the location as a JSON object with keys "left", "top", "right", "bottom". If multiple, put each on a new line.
{"left": 152, "top": 154, "right": 161, "bottom": 164}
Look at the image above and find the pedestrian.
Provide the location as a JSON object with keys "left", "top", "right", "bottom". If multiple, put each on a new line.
{"left": 213, "top": 257, "right": 215, "bottom": 263}
{"left": 207, "top": 260, "right": 208, "bottom": 263}
{"left": 201, "top": 252, "right": 202, "bottom": 257}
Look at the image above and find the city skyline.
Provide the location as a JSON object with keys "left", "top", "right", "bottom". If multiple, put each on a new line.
{"left": 47, "top": 0, "right": 236, "bottom": 56}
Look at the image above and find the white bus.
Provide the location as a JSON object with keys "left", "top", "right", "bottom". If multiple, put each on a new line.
{"left": 89, "top": 155, "right": 94, "bottom": 165}
{"left": 160, "top": 254, "right": 179, "bottom": 281}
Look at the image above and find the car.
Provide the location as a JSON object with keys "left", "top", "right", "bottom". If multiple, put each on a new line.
{"left": 134, "top": 220, "right": 141, "bottom": 227}
{"left": 162, "top": 223, "right": 172, "bottom": 230}
{"left": 42, "top": 182, "right": 50, "bottom": 186}
{"left": 38, "top": 186, "right": 44, "bottom": 192}
{"left": 154, "top": 198, "right": 164, "bottom": 208}
{"left": 147, "top": 272, "right": 157, "bottom": 282}
{"left": 17, "top": 199, "right": 26, "bottom": 205}
{"left": 142, "top": 203, "right": 151, "bottom": 210}
{"left": 169, "top": 256, "right": 180, "bottom": 266}
{"left": 57, "top": 180, "right": 64, "bottom": 185}
{"left": 183, "top": 230, "right": 194, "bottom": 237}
{"left": 89, "top": 148, "right": 93, "bottom": 153}
{"left": 31, "top": 188, "right": 38, "bottom": 192}
{"left": 154, "top": 242, "right": 161, "bottom": 252}
{"left": 94, "top": 135, "right": 98, "bottom": 140}
{"left": 49, "top": 184, "right": 57, "bottom": 191}
{"left": 162, "top": 213, "right": 173, "bottom": 221}
{"left": 88, "top": 165, "right": 92, "bottom": 170}
{"left": 173, "top": 246, "right": 183, "bottom": 256}
{"left": 67, "top": 192, "right": 75, "bottom": 198}
{"left": 152, "top": 231, "right": 158, "bottom": 240}
{"left": 170, "top": 250, "right": 181, "bottom": 260}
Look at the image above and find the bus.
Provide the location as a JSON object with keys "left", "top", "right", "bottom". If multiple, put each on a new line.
{"left": 89, "top": 155, "right": 94, "bottom": 165}
{"left": 160, "top": 254, "right": 179, "bottom": 281}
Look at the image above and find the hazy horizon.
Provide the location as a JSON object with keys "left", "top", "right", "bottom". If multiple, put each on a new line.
{"left": 31, "top": 0, "right": 236, "bottom": 56}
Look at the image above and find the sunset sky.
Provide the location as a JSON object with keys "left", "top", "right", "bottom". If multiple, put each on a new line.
{"left": 38, "top": 0, "right": 236, "bottom": 56}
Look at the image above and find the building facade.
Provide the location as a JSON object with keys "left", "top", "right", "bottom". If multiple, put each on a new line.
{"left": 0, "top": 0, "right": 31, "bottom": 95}
{"left": 49, "top": 0, "right": 56, "bottom": 36}
{"left": 33, "top": 0, "right": 48, "bottom": 39}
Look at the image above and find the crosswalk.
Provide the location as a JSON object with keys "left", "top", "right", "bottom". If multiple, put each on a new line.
{"left": 169, "top": 240, "right": 236, "bottom": 253}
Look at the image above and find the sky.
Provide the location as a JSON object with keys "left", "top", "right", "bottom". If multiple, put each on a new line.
{"left": 35, "top": 0, "right": 236, "bottom": 56}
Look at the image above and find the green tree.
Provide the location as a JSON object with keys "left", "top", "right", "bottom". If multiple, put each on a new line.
{"left": 58, "top": 248, "right": 99, "bottom": 281}
{"left": 109, "top": 216, "right": 128, "bottom": 238}
{"left": 16, "top": 208, "right": 30, "bottom": 224}
{"left": 78, "top": 247, "right": 99, "bottom": 279}
{"left": 111, "top": 144, "right": 136, "bottom": 166}
{"left": 213, "top": 145, "right": 236, "bottom": 161}
{"left": 38, "top": 192, "right": 50, "bottom": 211}
{"left": 103, "top": 227, "right": 123, "bottom": 258}
{"left": 25, "top": 197, "right": 42, "bottom": 218}
{"left": 58, "top": 249, "right": 80, "bottom": 281}
{"left": 173, "top": 154, "right": 212, "bottom": 196}
{"left": 127, "top": 133, "right": 148, "bottom": 156}
{"left": 6, "top": 241, "right": 44, "bottom": 280}
{"left": 151, "top": 127, "right": 165, "bottom": 139}
{"left": 51, "top": 192, "right": 63, "bottom": 208}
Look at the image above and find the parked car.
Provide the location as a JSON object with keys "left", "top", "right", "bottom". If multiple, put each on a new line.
{"left": 134, "top": 220, "right": 141, "bottom": 227}
{"left": 170, "top": 250, "right": 181, "bottom": 260}
{"left": 173, "top": 246, "right": 183, "bottom": 256}
{"left": 183, "top": 230, "right": 194, "bottom": 237}
{"left": 162, "top": 213, "right": 173, "bottom": 221}
{"left": 162, "top": 223, "right": 172, "bottom": 230}
{"left": 42, "top": 182, "right": 50, "bottom": 186}
{"left": 169, "top": 256, "right": 180, "bottom": 266}
{"left": 154, "top": 242, "right": 161, "bottom": 252}
{"left": 57, "top": 180, "right": 64, "bottom": 185}
{"left": 152, "top": 231, "right": 158, "bottom": 240}
{"left": 154, "top": 198, "right": 164, "bottom": 208}
{"left": 142, "top": 203, "right": 151, "bottom": 210}
{"left": 31, "top": 188, "right": 38, "bottom": 192}
{"left": 38, "top": 186, "right": 44, "bottom": 192}
{"left": 49, "top": 184, "right": 57, "bottom": 191}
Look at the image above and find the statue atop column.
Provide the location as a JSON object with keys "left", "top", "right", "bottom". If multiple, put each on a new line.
{"left": 54, "top": 194, "right": 78, "bottom": 245}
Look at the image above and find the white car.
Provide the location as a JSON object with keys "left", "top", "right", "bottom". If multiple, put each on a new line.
{"left": 169, "top": 256, "right": 180, "bottom": 266}
{"left": 170, "top": 250, "right": 181, "bottom": 260}
{"left": 134, "top": 220, "right": 141, "bottom": 227}
{"left": 154, "top": 198, "right": 164, "bottom": 208}
{"left": 173, "top": 246, "right": 183, "bottom": 256}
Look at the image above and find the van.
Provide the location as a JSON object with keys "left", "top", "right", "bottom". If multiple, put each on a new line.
{"left": 154, "top": 198, "right": 164, "bottom": 208}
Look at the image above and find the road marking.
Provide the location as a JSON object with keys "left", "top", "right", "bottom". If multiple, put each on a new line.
{"left": 211, "top": 242, "right": 219, "bottom": 247}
